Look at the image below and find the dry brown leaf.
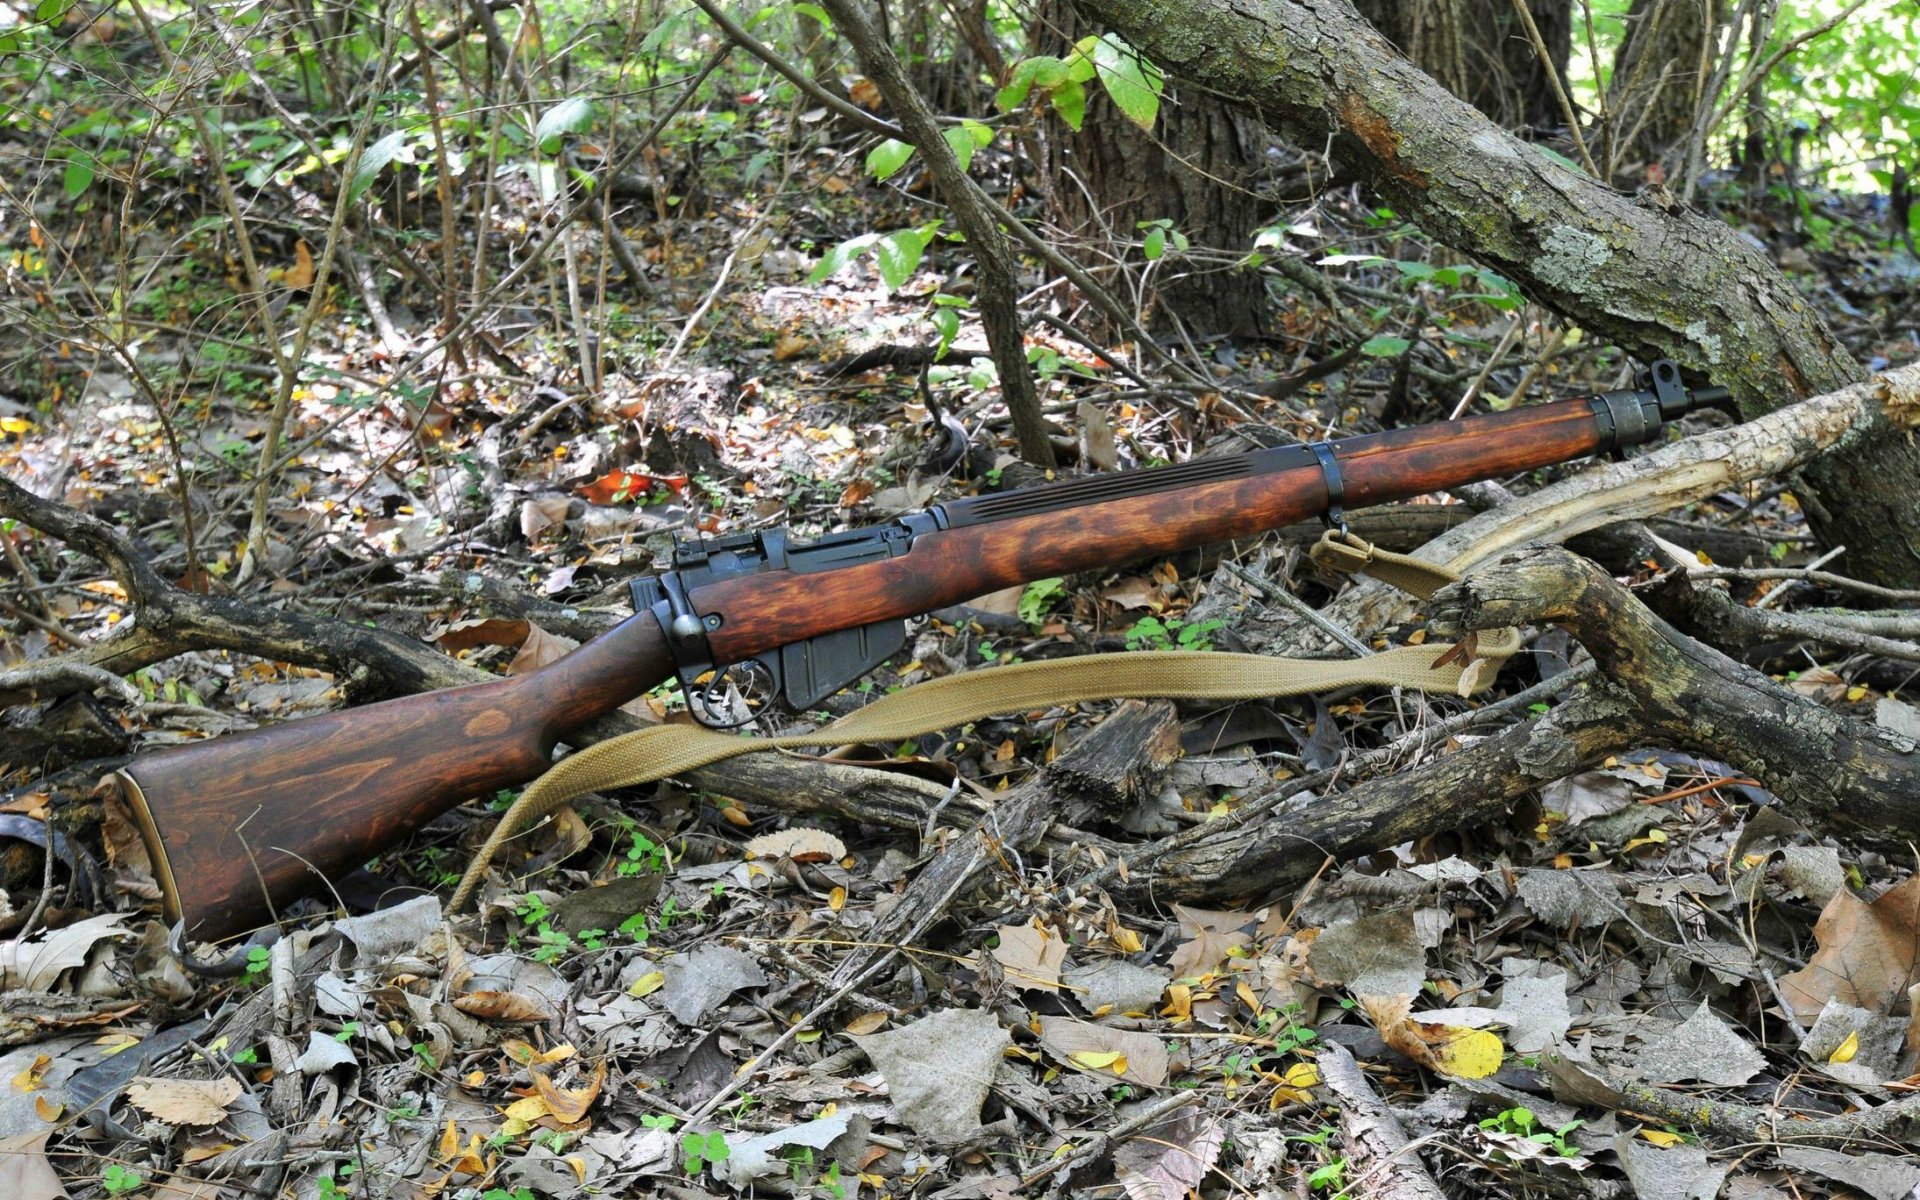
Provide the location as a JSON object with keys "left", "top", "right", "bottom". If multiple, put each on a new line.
{"left": 0, "top": 1131, "right": 67, "bottom": 1200}
{"left": 772, "top": 333, "right": 812, "bottom": 361}
{"left": 1101, "top": 576, "right": 1166, "bottom": 613}
{"left": 126, "top": 1076, "right": 243, "bottom": 1127}
{"left": 519, "top": 497, "right": 573, "bottom": 540}
{"left": 284, "top": 239, "right": 315, "bottom": 289}
{"left": 990, "top": 922, "right": 1067, "bottom": 991}
{"left": 530, "top": 1060, "right": 606, "bottom": 1125}
{"left": 1778, "top": 874, "right": 1920, "bottom": 1019}
{"left": 1035, "top": 1016, "right": 1170, "bottom": 1086}
{"left": 743, "top": 828, "right": 848, "bottom": 863}
{"left": 508, "top": 624, "right": 579, "bottom": 675}
{"left": 848, "top": 77, "right": 883, "bottom": 108}
{"left": 453, "top": 990, "right": 555, "bottom": 1023}
{"left": 436, "top": 617, "right": 532, "bottom": 654}
{"left": 1787, "top": 665, "right": 1848, "bottom": 702}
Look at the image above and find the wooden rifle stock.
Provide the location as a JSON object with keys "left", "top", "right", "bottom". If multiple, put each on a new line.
{"left": 119, "top": 366, "right": 1728, "bottom": 942}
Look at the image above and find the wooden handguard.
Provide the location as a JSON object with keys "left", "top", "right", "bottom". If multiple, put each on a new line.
{"left": 116, "top": 616, "right": 675, "bottom": 942}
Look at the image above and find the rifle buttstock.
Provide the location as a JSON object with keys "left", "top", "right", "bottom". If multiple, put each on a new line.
{"left": 119, "top": 614, "right": 674, "bottom": 942}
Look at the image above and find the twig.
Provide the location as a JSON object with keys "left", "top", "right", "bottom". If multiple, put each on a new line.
{"left": 1018, "top": 1091, "right": 1202, "bottom": 1189}
{"left": 1686, "top": 566, "right": 1920, "bottom": 605}
{"left": 1509, "top": 0, "right": 1600, "bottom": 178}
{"left": 1222, "top": 561, "right": 1374, "bottom": 657}
{"left": 1755, "top": 543, "right": 1846, "bottom": 609}
{"left": 1447, "top": 315, "right": 1524, "bottom": 420}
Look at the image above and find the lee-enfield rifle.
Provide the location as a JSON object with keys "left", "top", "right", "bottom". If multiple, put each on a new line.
{"left": 115, "top": 362, "right": 1730, "bottom": 942}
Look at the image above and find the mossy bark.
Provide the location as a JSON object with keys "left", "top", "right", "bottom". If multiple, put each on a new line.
{"left": 1070, "top": 0, "right": 1920, "bottom": 587}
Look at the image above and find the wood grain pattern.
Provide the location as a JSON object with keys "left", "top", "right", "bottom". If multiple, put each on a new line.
{"left": 122, "top": 614, "right": 674, "bottom": 941}
{"left": 696, "top": 399, "right": 1603, "bottom": 662}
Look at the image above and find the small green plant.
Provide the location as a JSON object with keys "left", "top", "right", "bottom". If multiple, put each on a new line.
{"left": 241, "top": 944, "right": 271, "bottom": 984}
{"left": 334, "top": 1021, "right": 360, "bottom": 1042}
{"left": 617, "top": 825, "right": 670, "bottom": 877}
{"left": 1479, "top": 1106, "right": 1584, "bottom": 1157}
{"left": 1306, "top": 1158, "right": 1349, "bottom": 1191}
{"left": 411, "top": 1042, "right": 439, "bottom": 1070}
{"left": 1017, "top": 577, "right": 1066, "bottom": 628}
{"left": 680, "top": 1130, "right": 731, "bottom": 1176}
{"left": 315, "top": 1170, "right": 345, "bottom": 1200}
{"left": 640, "top": 1113, "right": 677, "bottom": 1131}
{"left": 479, "top": 1189, "right": 536, "bottom": 1200}
{"left": 102, "top": 1165, "right": 144, "bottom": 1196}
{"left": 232, "top": 1046, "right": 258, "bottom": 1065}
{"left": 1125, "top": 615, "right": 1225, "bottom": 652}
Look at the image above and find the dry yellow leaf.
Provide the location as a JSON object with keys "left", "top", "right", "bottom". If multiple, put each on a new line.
{"left": 1640, "top": 1129, "right": 1686, "bottom": 1148}
{"left": 1110, "top": 926, "right": 1144, "bottom": 954}
{"left": 438, "top": 1119, "right": 459, "bottom": 1161}
{"left": 531, "top": 1060, "right": 606, "bottom": 1125}
{"left": 1161, "top": 983, "right": 1193, "bottom": 1023}
{"left": 1429, "top": 1029, "right": 1504, "bottom": 1079}
{"left": 843, "top": 1011, "right": 888, "bottom": 1036}
{"left": 1070, "top": 1050, "right": 1128, "bottom": 1074}
{"left": 1269, "top": 1060, "right": 1320, "bottom": 1106}
{"left": 628, "top": 971, "right": 666, "bottom": 998}
{"left": 126, "top": 1077, "right": 243, "bottom": 1127}
{"left": 11, "top": 1055, "right": 49, "bottom": 1093}
{"left": 33, "top": 1095, "right": 62, "bottom": 1122}
{"left": 829, "top": 886, "right": 847, "bottom": 912}
{"left": 502, "top": 1040, "right": 577, "bottom": 1066}
{"left": 1828, "top": 1030, "right": 1860, "bottom": 1064}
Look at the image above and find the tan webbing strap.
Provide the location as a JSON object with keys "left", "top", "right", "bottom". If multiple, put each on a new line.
{"left": 448, "top": 531, "right": 1515, "bottom": 910}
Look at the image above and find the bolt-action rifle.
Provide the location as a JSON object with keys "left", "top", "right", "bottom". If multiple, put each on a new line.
{"left": 115, "top": 362, "right": 1730, "bottom": 942}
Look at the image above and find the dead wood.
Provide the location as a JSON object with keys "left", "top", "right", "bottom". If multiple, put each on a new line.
{"left": 1316, "top": 1042, "right": 1448, "bottom": 1200}
{"left": 1124, "top": 544, "right": 1920, "bottom": 904}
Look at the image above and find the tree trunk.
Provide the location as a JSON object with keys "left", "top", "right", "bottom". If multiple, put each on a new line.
{"left": 1036, "top": 1, "right": 1272, "bottom": 339}
{"left": 1607, "top": 0, "right": 1724, "bottom": 173}
{"left": 1068, "top": 0, "right": 1920, "bottom": 587}
{"left": 1352, "top": 0, "right": 1572, "bottom": 135}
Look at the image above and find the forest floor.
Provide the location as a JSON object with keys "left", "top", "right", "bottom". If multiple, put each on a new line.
{"left": 5, "top": 120, "right": 1920, "bottom": 1200}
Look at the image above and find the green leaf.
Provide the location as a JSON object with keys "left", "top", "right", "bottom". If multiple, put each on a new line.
{"left": 866, "top": 137, "right": 915, "bottom": 181}
{"left": 349, "top": 130, "right": 406, "bottom": 202}
{"left": 941, "top": 126, "right": 977, "bottom": 173}
{"left": 995, "top": 56, "right": 1069, "bottom": 112}
{"left": 62, "top": 156, "right": 94, "bottom": 198}
{"left": 1066, "top": 37, "right": 1100, "bottom": 84}
{"left": 534, "top": 97, "right": 594, "bottom": 151}
{"left": 1360, "top": 335, "right": 1411, "bottom": 357}
{"left": 1143, "top": 225, "right": 1166, "bottom": 260}
{"left": 807, "top": 233, "right": 879, "bottom": 283}
{"left": 791, "top": 2, "right": 831, "bottom": 25}
{"left": 1050, "top": 79, "right": 1087, "bottom": 131}
{"left": 1092, "top": 33, "right": 1162, "bottom": 130}
{"left": 639, "top": 8, "right": 694, "bottom": 53}
{"left": 874, "top": 225, "right": 937, "bottom": 291}
{"left": 930, "top": 305, "right": 960, "bottom": 356}
{"left": 34, "top": 0, "right": 70, "bottom": 22}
